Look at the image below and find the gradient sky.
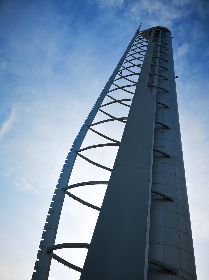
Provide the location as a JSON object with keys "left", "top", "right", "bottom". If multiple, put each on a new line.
{"left": 1, "top": 0, "right": 209, "bottom": 279}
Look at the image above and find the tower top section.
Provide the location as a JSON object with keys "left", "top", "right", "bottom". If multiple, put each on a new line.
{"left": 141, "top": 26, "right": 171, "bottom": 40}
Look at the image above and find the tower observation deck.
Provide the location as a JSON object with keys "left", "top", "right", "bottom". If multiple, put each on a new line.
{"left": 32, "top": 26, "right": 197, "bottom": 280}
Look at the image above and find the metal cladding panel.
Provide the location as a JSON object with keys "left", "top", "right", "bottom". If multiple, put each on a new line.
{"left": 148, "top": 28, "right": 197, "bottom": 279}
{"left": 80, "top": 32, "right": 156, "bottom": 280}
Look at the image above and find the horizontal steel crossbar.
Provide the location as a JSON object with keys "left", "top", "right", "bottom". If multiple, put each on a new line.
{"left": 52, "top": 253, "right": 83, "bottom": 273}
{"left": 124, "top": 58, "right": 144, "bottom": 67}
{"left": 115, "top": 72, "right": 138, "bottom": 81}
{"left": 88, "top": 127, "right": 120, "bottom": 143}
{"left": 129, "top": 47, "right": 146, "bottom": 54}
{"left": 120, "top": 65, "right": 140, "bottom": 75}
{"left": 153, "top": 148, "right": 171, "bottom": 158}
{"left": 115, "top": 75, "right": 137, "bottom": 85}
{"left": 124, "top": 57, "right": 144, "bottom": 65}
{"left": 109, "top": 83, "right": 135, "bottom": 95}
{"left": 77, "top": 152, "right": 113, "bottom": 171}
{"left": 49, "top": 243, "right": 89, "bottom": 251}
{"left": 90, "top": 117, "right": 127, "bottom": 126}
{"left": 156, "top": 121, "right": 170, "bottom": 129}
{"left": 149, "top": 258, "right": 178, "bottom": 275}
{"left": 67, "top": 180, "right": 109, "bottom": 190}
{"left": 107, "top": 94, "right": 132, "bottom": 107}
{"left": 152, "top": 190, "right": 174, "bottom": 202}
{"left": 157, "top": 86, "right": 169, "bottom": 93}
{"left": 131, "top": 40, "right": 146, "bottom": 48}
{"left": 130, "top": 44, "right": 147, "bottom": 52}
{"left": 100, "top": 98, "right": 132, "bottom": 108}
{"left": 147, "top": 85, "right": 169, "bottom": 94}
{"left": 126, "top": 50, "right": 146, "bottom": 59}
{"left": 159, "top": 65, "right": 168, "bottom": 70}
{"left": 126, "top": 55, "right": 145, "bottom": 62}
{"left": 78, "top": 142, "right": 119, "bottom": 152}
{"left": 157, "top": 101, "right": 169, "bottom": 108}
{"left": 99, "top": 108, "right": 124, "bottom": 121}
{"left": 65, "top": 191, "right": 101, "bottom": 211}
{"left": 126, "top": 53, "right": 144, "bottom": 61}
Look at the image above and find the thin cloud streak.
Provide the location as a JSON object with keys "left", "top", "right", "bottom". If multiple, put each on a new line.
{"left": 0, "top": 107, "right": 16, "bottom": 141}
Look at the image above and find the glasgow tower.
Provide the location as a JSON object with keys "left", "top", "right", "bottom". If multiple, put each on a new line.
{"left": 32, "top": 25, "right": 197, "bottom": 280}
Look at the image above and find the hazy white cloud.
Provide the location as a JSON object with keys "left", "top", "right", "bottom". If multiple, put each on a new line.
{"left": 192, "top": 212, "right": 209, "bottom": 240}
{"left": 175, "top": 42, "right": 189, "bottom": 59}
{"left": 14, "top": 176, "right": 35, "bottom": 192}
{"left": 128, "top": 0, "right": 187, "bottom": 27}
{"left": 95, "top": 0, "right": 124, "bottom": 8}
{"left": 128, "top": 0, "right": 208, "bottom": 27}
{"left": 0, "top": 107, "right": 16, "bottom": 141}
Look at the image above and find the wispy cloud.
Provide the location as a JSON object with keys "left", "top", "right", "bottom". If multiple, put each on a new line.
{"left": 14, "top": 176, "right": 35, "bottom": 192}
{"left": 128, "top": 0, "right": 187, "bottom": 27}
{"left": 0, "top": 107, "right": 16, "bottom": 141}
{"left": 174, "top": 42, "right": 189, "bottom": 59}
{"left": 95, "top": 0, "right": 124, "bottom": 8}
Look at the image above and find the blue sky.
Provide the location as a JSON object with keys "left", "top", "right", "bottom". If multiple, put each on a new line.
{"left": 1, "top": 0, "right": 209, "bottom": 279}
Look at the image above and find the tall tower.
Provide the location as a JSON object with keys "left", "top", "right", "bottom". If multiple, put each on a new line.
{"left": 32, "top": 26, "right": 196, "bottom": 280}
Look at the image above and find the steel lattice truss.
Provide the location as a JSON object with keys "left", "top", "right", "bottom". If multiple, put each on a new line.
{"left": 32, "top": 26, "right": 148, "bottom": 279}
